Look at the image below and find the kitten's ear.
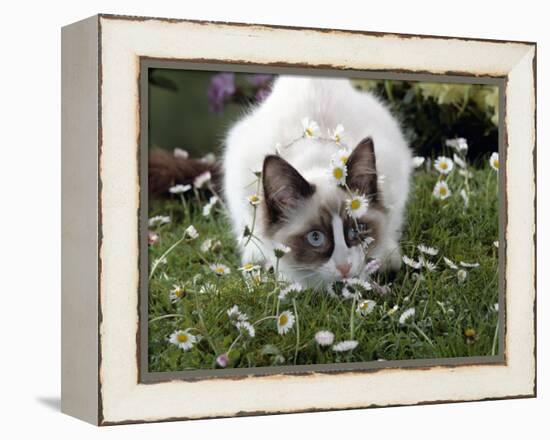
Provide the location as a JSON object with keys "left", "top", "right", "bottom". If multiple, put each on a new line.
{"left": 262, "top": 155, "right": 315, "bottom": 224}
{"left": 346, "top": 137, "right": 378, "bottom": 200}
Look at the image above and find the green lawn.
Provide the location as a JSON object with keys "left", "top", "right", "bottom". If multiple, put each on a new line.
{"left": 147, "top": 162, "right": 499, "bottom": 372}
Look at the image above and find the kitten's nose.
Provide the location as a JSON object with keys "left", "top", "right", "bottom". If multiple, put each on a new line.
{"left": 336, "top": 263, "right": 352, "bottom": 278}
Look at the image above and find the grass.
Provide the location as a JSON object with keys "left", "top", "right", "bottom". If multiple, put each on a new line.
{"left": 148, "top": 161, "right": 499, "bottom": 372}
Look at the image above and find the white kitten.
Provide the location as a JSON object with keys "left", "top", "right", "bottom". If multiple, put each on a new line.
{"left": 222, "top": 76, "right": 412, "bottom": 287}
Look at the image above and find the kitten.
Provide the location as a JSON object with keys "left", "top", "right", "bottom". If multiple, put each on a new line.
{"left": 222, "top": 76, "right": 412, "bottom": 288}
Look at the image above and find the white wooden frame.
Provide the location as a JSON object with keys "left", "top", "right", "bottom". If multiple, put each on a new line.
{"left": 61, "top": 14, "right": 536, "bottom": 425}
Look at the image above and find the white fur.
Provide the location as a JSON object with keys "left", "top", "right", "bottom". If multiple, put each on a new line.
{"left": 222, "top": 76, "right": 412, "bottom": 286}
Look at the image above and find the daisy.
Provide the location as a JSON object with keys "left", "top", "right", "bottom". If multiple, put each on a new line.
{"left": 433, "top": 181, "right": 451, "bottom": 200}
{"left": 314, "top": 330, "right": 335, "bottom": 347}
{"left": 457, "top": 269, "right": 467, "bottom": 283}
{"left": 493, "top": 241, "right": 499, "bottom": 248}
{"left": 445, "top": 137, "right": 468, "bottom": 153}
{"left": 422, "top": 259, "right": 437, "bottom": 272}
{"left": 398, "top": 307, "right": 415, "bottom": 325}
{"left": 216, "top": 353, "right": 229, "bottom": 368}
{"left": 460, "top": 261, "right": 480, "bottom": 268}
{"left": 387, "top": 305, "right": 399, "bottom": 316}
{"left": 148, "top": 231, "right": 160, "bottom": 246}
{"left": 346, "top": 278, "right": 372, "bottom": 292}
{"left": 210, "top": 263, "right": 231, "bottom": 276}
{"left": 330, "top": 124, "right": 345, "bottom": 144}
{"left": 168, "top": 330, "right": 196, "bottom": 351}
{"left": 330, "top": 161, "right": 348, "bottom": 186}
{"left": 402, "top": 255, "right": 422, "bottom": 270}
{"left": 364, "top": 259, "right": 381, "bottom": 275}
{"left": 332, "top": 147, "right": 350, "bottom": 165}
{"left": 453, "top": 153, "right": 466, "bottom": 169}
{"left": 200, "top": 238, "right": 213, "bottom": 253}
{"left": 273, "top": 243, "right": 291, "bottom": 259}
{"left": 345, "top": 194, "right": 369, "bottom": 218}
{"left": 202, "top": 196, "right": 219, "bottom": 217}
{"left": 493, "top": 303, "right": 499, "bottom": 312}
{"left": 417, "top": 244, "right": 439, "bottom": 256}
{"left": 184, "top": 225, "right": 199, "bottom": 240}
{"left": 443, "top": 257, "right": 459, "bottom": 270}
{"left": 169, "top": 184, "right": 192, "bottom": 194}
{"left": 341, "top": 286, "right": 361, "bottom": 300}
{"left": 173, "top": 148, "right": 189, "bottom": 159}
{"left": 236, "top": 321, "right": 255, "bottom": 338}
{"left": 412, "top": 156, "right": 425, "bottom": 168}
{"left": 199, "top": 283, "right": 218, "bottom": 294}
{"left": 247, "top": 194, "right": 261, "bottom": 206}
{"left": 226, "top": 305, "right": 248, "bottom": 322}
{"left": 356, "top": 299, "right": 377, "bottom": 317}
{"left": 193, "top": 171, "right": 212, "bottom": 188}
{"left": 278, "top": 282, "right": 303, "bottom": 300}
{"left": 301, "top": 117, "right": 320, "bottom": 138}
{"left": 332, "top": 340, "right": 359, "bottom": 352}
{"left": 169, "top": 284, "right": 186, "bottom": 303}
{"left": 490, "top": 152, "right": 499, "bottom": 171}
{"left": 148, "top": 215, "right": 171, "bottom": 227}
{"left": 277, "top": 310, "right": 295, "bottom": 335}
{"left": 239, "top": 263, "right": 261, "bottom": 273}
{"left": 434, "top": 156, "right": 454, "bottom": 175}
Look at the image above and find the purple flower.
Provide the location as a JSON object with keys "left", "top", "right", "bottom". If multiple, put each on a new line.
{"left": 255, "top": 87, "right": 272, "bottom": 102}
{"left": 216, "top": 353, "right": 229, "bottom": 368}
{"left": 207, "top": 73, "right": 236, "bottom": 113}
{"left": 246, "top": 74, "right": 274, "bottom": 87}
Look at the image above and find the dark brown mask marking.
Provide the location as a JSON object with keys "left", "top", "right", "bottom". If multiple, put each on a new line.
{"left": 262, "top": 155, "right": 315, "bottom": 225}
{"left": 287, "top": 207, "right": 334, "bottom": 266}
{"left": 346, "top": 137, "right": 378, "bottom": 203}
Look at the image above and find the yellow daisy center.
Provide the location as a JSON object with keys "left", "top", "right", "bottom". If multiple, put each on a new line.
{"left": 350, "top": 199, "right": 361, "bottom": 210}
{"left": 440, "top": 162, "right": 448, "bottom": 169}
{"left": 340, "top": 155, "right": 348, "bottom": 164}
{"left": 249, "top": 195, "right": 259, "bottom": 203}
{"left": 333, "top": 168, "right": 344, "bottom": 179}
{"left": 243, "top": 263, "right": 254, "bottom": 270}
{"left": 335, "top": 135, "right": 341, "bottom": 143}
{"left": 215, "top": 267, "right": 225, "bottom": 274}
{"left": 493, "top": 159, "right": 499, "bottom": 169}
{"left": 175, "top": 289, "right": 184, "bottom": 298}
{"left": 439, "top": 187, "right": 447, "bottom": 196}
{"left": 464, "top": 328, "right": 476, "bottom": 338}
{"left": 279, "top": 314, "right": 288, "bottom": 326}
{"left": 177, "top": 333, "right": 189, "bottom": 343}
{"left": 305, "top": 128, "right": 313, "bottom": 137}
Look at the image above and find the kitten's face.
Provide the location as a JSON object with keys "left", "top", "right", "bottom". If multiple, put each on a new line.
{"left": 262, "top": 138, "right": 385, "bottom": 287}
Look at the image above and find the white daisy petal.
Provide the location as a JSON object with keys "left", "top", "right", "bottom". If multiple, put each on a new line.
{"left": 314, "top": 330, "right": 335, "bottom": 346}
{"left": 490, "top": 152, "right": 499, "bottom": 171}
{"left": 277, "top": 310, "right": 295, "bottom": 335}
{"left": 417, "top": 244, "right": 439, "bottom": 256}
{"left": 433, "top": 181, "right": 451, "bottom": 200}
{"left": 345, "top": 194, "right": 369, "bottom": 218}
{"left": 332, "top": 340, "right": 359, "bottom": 352}
{"left": 168, "top": 330, "right": 196, "bottom": 351}
{"left": 412, "top": 156, "right": 425, "bottom": 168}
{"left": 398, "top": 307, "right": 415, "bottom": 325}
{"left": 434, "top": 156, "right": 454, "bottom": 175}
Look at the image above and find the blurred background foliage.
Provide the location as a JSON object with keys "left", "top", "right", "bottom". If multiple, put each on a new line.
{"left": 148, "top": 69, "right": 498, "bottom": 163}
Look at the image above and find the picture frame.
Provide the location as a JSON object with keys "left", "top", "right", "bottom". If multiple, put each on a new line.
{"left": 61, "top": 14, "right": 536, "bottom": 425}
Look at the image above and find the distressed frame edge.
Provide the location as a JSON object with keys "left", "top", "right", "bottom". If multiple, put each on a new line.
{"left": 90, "top": 15, "right": 536, "bottom": 425}
{"left": 61, "top": 14, "right": 101, "bottom": 425}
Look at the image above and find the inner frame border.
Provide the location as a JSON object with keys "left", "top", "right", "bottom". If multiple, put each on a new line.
{"left": 138, "top": 58, "right": 507, "bottom": 384}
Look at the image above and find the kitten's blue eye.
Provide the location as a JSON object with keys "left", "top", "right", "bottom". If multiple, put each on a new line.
{"left": 306, "top": 230, "right": 326, "bottom": 247}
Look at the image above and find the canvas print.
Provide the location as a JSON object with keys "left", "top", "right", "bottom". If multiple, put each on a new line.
{"left": 146, "top": 69, "right": 500, "bottom": 373}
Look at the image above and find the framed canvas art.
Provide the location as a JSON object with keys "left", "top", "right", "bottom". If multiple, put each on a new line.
{"left": 61, "top": 14, "right": 536, "bottom": 425}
